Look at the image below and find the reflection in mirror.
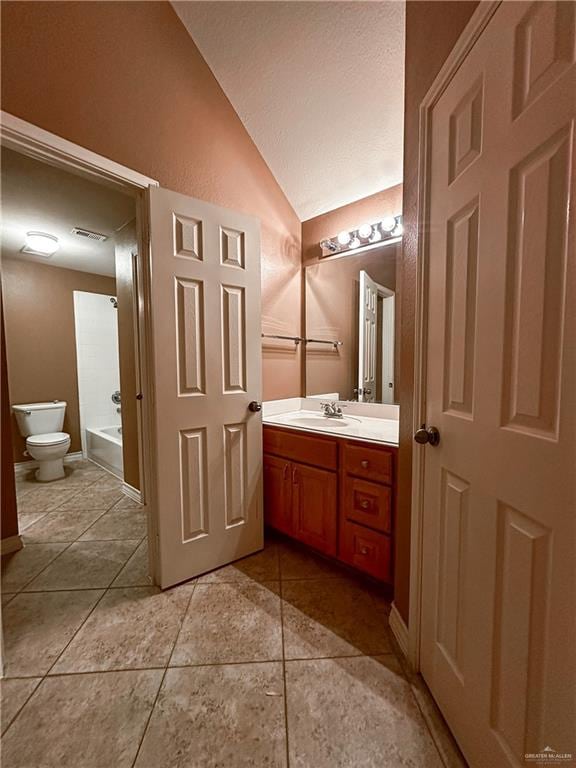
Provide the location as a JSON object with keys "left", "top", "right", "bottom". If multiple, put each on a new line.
{"left": 305, "top": 242, "right": 398, "bottom": 404}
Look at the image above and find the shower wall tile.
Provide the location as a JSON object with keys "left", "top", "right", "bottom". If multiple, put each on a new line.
{"left": 73, "top": 292, "right": 122, "bottom": 453}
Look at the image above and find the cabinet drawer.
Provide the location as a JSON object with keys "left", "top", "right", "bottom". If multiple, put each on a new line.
{"left": 345, "top": 477, "right": 391, "bottom": 533}
{"left": 263, "top": 427, "right": 338, "bottom": 470}
{"left": 343, "top": 442, "right": 393, "bottom": 484}
{"left": 339, "top": 520, "right": 392, "bottom": 582}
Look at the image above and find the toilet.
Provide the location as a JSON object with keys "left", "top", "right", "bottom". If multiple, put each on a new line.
{"left": 12, "top": 401, "right": 71, "bottom": 482}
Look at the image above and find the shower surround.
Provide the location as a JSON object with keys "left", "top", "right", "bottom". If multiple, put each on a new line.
{"left": 73, "top": 291, "right": 123, "bottom": 477}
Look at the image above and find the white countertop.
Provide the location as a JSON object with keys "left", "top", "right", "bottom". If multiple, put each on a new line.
{"left": 263, "top": 399, "right": 399, "bottom": 446}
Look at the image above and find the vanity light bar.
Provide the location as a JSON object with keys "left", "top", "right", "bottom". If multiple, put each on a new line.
{"left": 319, "top": 215, "right": 403, "bottom": 258}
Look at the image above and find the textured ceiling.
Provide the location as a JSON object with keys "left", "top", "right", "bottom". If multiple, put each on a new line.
{"left": 173, "top": 1, "right": 405, "bottom": 221}
{"left": 1, "top": 149, "right": 135, "bottom": 277}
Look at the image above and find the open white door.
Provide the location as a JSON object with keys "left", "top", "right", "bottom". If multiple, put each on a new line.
{"left": 358, "top": 270, "right": 377, "bottom": 402}
{"left": 148, "top": 186, "right": 263, "bottom": 588}
{"left": 419, "top": 2, "right": 575, "bottom": 765}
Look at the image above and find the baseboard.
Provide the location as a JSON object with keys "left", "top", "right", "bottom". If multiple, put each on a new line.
{"left": 389, "top": 602, "right": 409, "bottom": 659}
{"left": 1, "top": 534, "right": 23, "bottom": 556}
{"left": 14, "top": 451, "right": 84, "bottom": 477}
{"left": 122, "top": 482, "right": 142, "bottom": 504}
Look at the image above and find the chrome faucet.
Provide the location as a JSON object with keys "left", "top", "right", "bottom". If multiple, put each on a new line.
{"left": 320, "top": 401, "right": 344, "bottom": 419}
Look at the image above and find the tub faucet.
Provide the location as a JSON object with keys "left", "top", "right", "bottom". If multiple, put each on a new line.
{"left": 320, "top": 401, "right": 344, "bottom": 419}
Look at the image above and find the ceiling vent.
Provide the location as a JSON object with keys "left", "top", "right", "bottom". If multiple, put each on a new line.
{"left": 71, "top": 227, "right": 108, "bottom": 242}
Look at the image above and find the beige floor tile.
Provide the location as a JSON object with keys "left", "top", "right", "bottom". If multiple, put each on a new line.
{"left": 2, "top": 589, "right": 103, "bottom": 677}
{"left": 79, "top": 508, "right": 147, "bottom": 540}
{"left": 285, "top": 656, "right": 443, "bottom": 768}
{"left": 2, "top": 593, "right": 17, "bottom": 606}
{"left": 0, "top": 677, "right": 42, "bottom": 734}
{"left": 17, "top": 465, "right": 105, "bottom": 490}
{"left": 57, "top": 484, "right": 123, "bottom": 511}
{"left": 278, "top": 540, "right": 347, "bottom": 580}
{"left": 282, "top": 577, "right": 391, "bottom": 659}
{"left": 134, "top": 663, "right": 286, "bottom": 768}
{"left": 52, "top": 585, "right": 194, "bottom": 673}
{"left": 23, "top": 540, "right": 140, "bottom": 591}
{"left": 199, "top": 542, "right": 279, "bottom": 584}
{"left": 16, "top": 510, "right": 48, "bottom": 531}
{"left": 90, "top": 473, "right": 124, "bottom": 491}
{"left": 171, "top": 581, "right": 282, "bottom": 666}
{"left": 110, "top": 494, "right": 142, "bottom": 510}
{"left": 398, "top": 657, "right": 468, "bottom": 768}
{"left": 1, "top": 670, "right": 163, "bottom": 768}
{"left": 111, "top": 539, "right": 151, "bottom": 587}
{"left": 16, "top": 487, "right": 82, "bottom": 513}
{"left": 21, "top": 508, "right": 106, "bottom": 544}
{"left": 1, "top": 543, "right": 68, "bottom": 592}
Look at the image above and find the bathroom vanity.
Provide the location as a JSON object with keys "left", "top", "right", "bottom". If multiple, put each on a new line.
{"left": 263, "top": 402, "right": 398, "bottom": 583}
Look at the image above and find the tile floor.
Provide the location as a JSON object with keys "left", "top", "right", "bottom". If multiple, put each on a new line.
{"left": 1, "top": 459, "right": 465, "bottom": 767}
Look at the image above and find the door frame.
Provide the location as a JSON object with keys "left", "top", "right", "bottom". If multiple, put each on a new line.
{"left": 0, "top": 111, "right": 161, "bottom": 583}
{"left": 407, "top": 2, "right": 501, "bottom": 670}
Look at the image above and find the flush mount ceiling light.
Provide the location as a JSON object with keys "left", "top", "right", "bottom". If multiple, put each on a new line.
{"left": 319, "top": 215, "right": 403, "bottom": 259}
{"left": 22, "top": 231, "right": 60, "bottom": 257}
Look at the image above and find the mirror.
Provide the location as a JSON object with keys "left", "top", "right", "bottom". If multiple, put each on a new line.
{"left": 305, "top": 242, "right": 398, "bottom": 404}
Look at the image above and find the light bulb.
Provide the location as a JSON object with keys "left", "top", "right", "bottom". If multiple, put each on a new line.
{"left": 349, "top": 236, "right": 361, "bottom": 249}
{"left": 381, "top": 216, "right": 396, "bottom": 233}
{"left": 337, "top": 230, "right": 351, "bottom": 246}
{"left": 392, "top": 223, "right": 404, "bottom": 237}
{"left": 24, "top": 232, "right": 59, "bottom": 255}
{"left": 358, "top": 223, "right": 373, "bottom": 239}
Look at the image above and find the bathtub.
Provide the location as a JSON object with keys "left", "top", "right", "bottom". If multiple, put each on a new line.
{"left": 85, "top": 425, "right": 124, "bottom": 479}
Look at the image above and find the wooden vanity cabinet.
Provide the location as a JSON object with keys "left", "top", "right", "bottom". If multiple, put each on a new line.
{"left": 262, "top": 440, "right": 338, "bottom": 557}
{"left": 263, "top": 425, "right": 396, "bottom": 583}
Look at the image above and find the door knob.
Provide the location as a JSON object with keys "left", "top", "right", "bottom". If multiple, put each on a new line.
{"left": 248, "top": 401, "right": 262, "bottom": 412}
{"left": 414, "top": 424, "right": 440, "bottom": 446}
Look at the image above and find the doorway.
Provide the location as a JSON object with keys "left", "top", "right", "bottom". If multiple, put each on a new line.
{"left": 1, "top": 145, "right": 150, "bottom": 590}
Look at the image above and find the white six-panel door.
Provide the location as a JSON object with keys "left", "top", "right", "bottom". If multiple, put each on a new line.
{"left": 148, "top": 187, "right": 263, "bottom": 588}
{"left": 420, "top": 2, "right": 575, "bottom": 765}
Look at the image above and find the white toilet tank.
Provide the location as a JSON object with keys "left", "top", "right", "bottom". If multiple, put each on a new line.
{"left": 12, "top": 401, "right": 67, "bottom": 437}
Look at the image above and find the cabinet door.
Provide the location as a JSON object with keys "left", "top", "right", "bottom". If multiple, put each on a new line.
{"left": 292, "top": 462, "right": 337, "bottom": 556}
{"left": 263, "top": 455, "right": 292, "bottom": 535}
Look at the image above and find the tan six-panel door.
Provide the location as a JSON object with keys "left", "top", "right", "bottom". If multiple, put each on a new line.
{"left": 421, "top": 2, "right": 575, "bottom": 766}
{"left": 148, "top": 187, "right": 263, "bottom": 589}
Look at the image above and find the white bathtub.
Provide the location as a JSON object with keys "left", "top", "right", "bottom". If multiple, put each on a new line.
{"left": 85, "top": 425, "right": 123, "bottom": 478}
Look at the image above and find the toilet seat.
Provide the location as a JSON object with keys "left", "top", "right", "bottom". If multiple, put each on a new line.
{"left": 26, "top": 432, "right": 70, "bottom": 447}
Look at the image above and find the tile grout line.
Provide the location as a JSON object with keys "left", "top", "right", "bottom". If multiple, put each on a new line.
{"left": 130, "top": 580, "right": 199, "bottom": 768}
{"left": 0, "top": 677, "right": 42, "bottom": 737}
{"left": 277, "top": 546, "right": 291, "bottom": 768}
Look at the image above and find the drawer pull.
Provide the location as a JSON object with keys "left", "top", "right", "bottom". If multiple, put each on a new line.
{"left": 360, "top": 500, "right": 370, "bottom": 509}
{"left": 361, "top": 460, "right": 369, "bottom": 468}
{"left": 360, "top": 546, "right": 369, "bottom": 555}
{"left": 283, "top": 464, "right": 289, "bottom": 481}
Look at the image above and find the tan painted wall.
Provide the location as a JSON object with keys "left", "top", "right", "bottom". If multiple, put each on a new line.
{"left": 302, "top": 185, "right": 403, "bottom": 266}
{"left": 0, "top": 0, "right": 302, "bottom": 402}
{"left": 395, "top": 0, "right": 479, "bottom": 623}
{"left": 2, "top": 259, "right": 116, "bottom": 463}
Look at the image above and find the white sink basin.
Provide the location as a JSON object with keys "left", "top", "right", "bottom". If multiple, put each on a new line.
{"left": 285, "top": 415, "right": 359, "bottom": 429}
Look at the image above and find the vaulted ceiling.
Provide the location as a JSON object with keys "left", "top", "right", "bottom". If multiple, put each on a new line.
{"left": 173, "top": 1, "right": 405, "bottom": 221}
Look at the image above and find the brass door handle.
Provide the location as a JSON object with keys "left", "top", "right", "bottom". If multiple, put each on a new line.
{"left": 361, "top": 460, "right": 369, "bottom": 469}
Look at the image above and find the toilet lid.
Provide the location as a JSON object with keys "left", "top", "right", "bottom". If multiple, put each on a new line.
{"left": 26, "top": 432, "right": 70, "bottom": 447}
